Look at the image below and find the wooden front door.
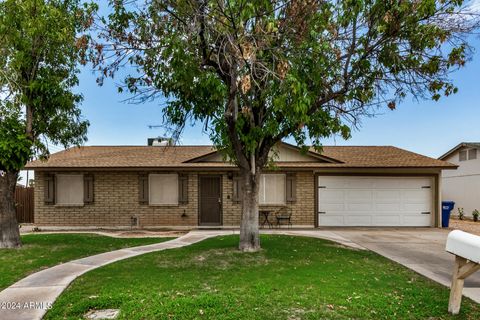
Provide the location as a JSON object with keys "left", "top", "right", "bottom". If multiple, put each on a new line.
{"left": 199, "top": 176, "right": 222, "bottom": 226}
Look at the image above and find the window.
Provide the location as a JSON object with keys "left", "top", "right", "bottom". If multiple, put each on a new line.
{"left": 149, "top": 174, "right": 178, "bottom": 205}
{"left": 459, "top": 150, "right": 467, "bottom": 161}
{"left": 469, "top": 149, "right": 477, "bottom": 160}
{"left": 259, "top": 174, "right": 286, "bottom": 205}
{"left": 56, "top": 174, "right": 84, "bottom": 205}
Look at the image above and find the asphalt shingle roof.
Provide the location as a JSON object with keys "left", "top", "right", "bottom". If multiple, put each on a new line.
{"left": 25, "top": 144, "right": 456, "bottom": 170}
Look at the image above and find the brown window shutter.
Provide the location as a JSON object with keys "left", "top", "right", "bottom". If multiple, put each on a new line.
{"left": 44, "top": 174, "right": 55, "bottom": 205}
{"left": 232, "top": 175, "right": 243, "bottom": 203}
{"left": 286, "top": 173, "right": 296, "bottom": 203}
{"left": 138, "top": 174, "right": 149, "bottom": 204}
{"left": 179, "top": 174, "right": 188, "bottom": 204}
{"left": 84, "top": 174, "right": 94, "bottom": 204}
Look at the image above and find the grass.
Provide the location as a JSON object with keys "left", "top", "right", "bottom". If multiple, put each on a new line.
{"left": 0, "top": 233, "right": 173, "bottom": 290}
{"left": 45, "top": 235, "right": 480, "bottom": 319}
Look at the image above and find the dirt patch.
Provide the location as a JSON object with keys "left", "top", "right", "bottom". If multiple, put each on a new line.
{"left": 20, "top": 229, "right": 186, "bottom": 238}
{"left": 84, "top": 309, "right": 119, "bottom": 319}
{"left": 193, "top": 248, "right": 270, "bottom": 269}
{"left": 285, "top": 307, "right": 314, "bottom": 320}
{"left": 448, "top": 218, "right": 480, "bottom": 236}
{"left": 155, "top": 248, "right": 270, "bottom": 270}
{"left": 115, "top": 230, "right": 185, "bottom": 238}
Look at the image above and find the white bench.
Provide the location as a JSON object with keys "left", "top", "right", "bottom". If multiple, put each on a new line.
{"left": 446, "top": 230, "right": 480, "bottom": 314}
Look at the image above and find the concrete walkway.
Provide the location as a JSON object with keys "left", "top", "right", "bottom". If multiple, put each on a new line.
{"left": 332, "top": 228, "right": 480, "bottom": 304}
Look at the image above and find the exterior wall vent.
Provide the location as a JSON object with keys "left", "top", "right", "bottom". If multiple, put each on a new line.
{"left": 130, "top": 216, "right": 139, "bottom": 228}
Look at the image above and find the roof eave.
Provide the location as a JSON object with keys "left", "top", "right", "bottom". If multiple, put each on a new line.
{"left": 438, "top": 143, "right": 464, "bottom": 160}
{"left": 439, "top": 142, "right": 480, "bottom": 160}
{"left": 279, "top": 142, "right": 344, "bottom": 163}
{"left": 25, "top": 164, "right": 458, "bottom": 171}
{"left": 184, "top": 142, "right": 344, "bottom": 164}
{"left": 183, "top": 150, "right": 221, "bottom": 163}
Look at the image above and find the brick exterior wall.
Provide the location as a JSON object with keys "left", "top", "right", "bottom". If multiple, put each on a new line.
{"left": 33, "top": 170, "right": 315, "bottom": 228}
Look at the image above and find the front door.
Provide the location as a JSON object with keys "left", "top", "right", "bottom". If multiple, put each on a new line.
{"left": 199, "top": 176, "right": 222, "bottom": 226}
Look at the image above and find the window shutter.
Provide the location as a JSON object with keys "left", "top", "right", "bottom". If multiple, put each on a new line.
{"left": 286, "top": 173, "right": 297, "bottom": 203}
{"left": 232, "top": 175, "right": 243, "bottom": 203}
{"left": 138, "top": 174, "right": 149, "bottom": 204}
{"left": 84, "top": 174, "right": 94, "bottom": 204}
{"left": 178, "top": 174, "right": 188, "bottom": 204}
{"left": 469, "top": 149, "right": 477, "bottom": 160}
{"left": 44, "top": 174, "right": 55, "bottom": 205}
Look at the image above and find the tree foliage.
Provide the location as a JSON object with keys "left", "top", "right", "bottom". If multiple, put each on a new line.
{"left": 0, "top": 0, "right": 97, "bottom": 172}
{"left": 0, "top": 108, "right": 32, "bottom": 172}
{"left": 95, "top": 0, "right": 477, "bottom": 169}
{"left": 93, "top": 0, "right": 478, "bottom": 250}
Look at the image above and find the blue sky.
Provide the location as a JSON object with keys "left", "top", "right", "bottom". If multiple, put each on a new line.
{"left": 77, "top": 37, "right": 480, "bottom": 159}
{"left": 38, "top": 0, "right": 480, "bottom": 159}
{"left": 20, "top": 3, "right": 480, "bottom": 185}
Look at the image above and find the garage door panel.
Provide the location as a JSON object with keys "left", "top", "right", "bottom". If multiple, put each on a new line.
{"left": 318, "top": 176, "right": 433, "bottom": 227}
{"left": 375, "top": 203, "right": 401, "bottom": 211}
{"left": 346, "top": 190, "right": 373, "bottom": 201}
{"left": 404, "top": 202, "right": 430, "bottom": 211}
{"left": 319, "top": 177, "right": 346, "bottom": 188}
{"left": 320, "top": 203, "right": 345, "bottom": 211}
{"left": 404, "top": 192, "right": 431, "bottom": 209}
{"left": 347, "top": 179, "right": 375, "bottom": 189}
{"left": 345, "top": 215, "right": 372, "bottom": 226}
{"left": 374, "top": 179, "right": 403, "bottom": 189}
{"left": 318, "top": 215, "right": 345, "bottom": 226}
{"left": 404, "top": 190, "right": 430, "bottom": 200}
{"left": 404, "top": 196, "right": 431, "bottom": 205}
{"left": 319, "top": 190, "right": 344, "bottom": 200}
{"left": 404, "top": 203, "right": 430, "bottom": 212}
{"left": 403, "top": 214, "right": 431, "bottom": 226}
{"left": 347, "top": 203, "right": 374, "bottom": 211}
{"left": 375, "top": 190, "right": 401, "bottom": 201}
{"left": 398, "top": 180, "right": 429, "bottom": 189}
{"left": 372, "top": 215, "right": 401, "bottom": 226}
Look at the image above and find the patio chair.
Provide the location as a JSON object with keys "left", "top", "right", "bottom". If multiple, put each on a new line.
{"left": 275, "top": 207, "right": 292, "bottom": 228}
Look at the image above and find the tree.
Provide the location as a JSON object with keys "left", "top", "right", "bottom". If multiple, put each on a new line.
{"left": 94, "top": 0, "right": 478, "bottom": 251}
{"left": 0, "top": 0, "right": 97, "bottom": 248}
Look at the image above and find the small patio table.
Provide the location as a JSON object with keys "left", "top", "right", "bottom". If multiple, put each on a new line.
{"left": 259, "top": 210, "right": 273, "bottom": 229}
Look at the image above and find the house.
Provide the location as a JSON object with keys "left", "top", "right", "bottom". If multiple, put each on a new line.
{"left": 25, "top": 142, "right": 456, "bottom": 229}
{"left": 439, "top": 142, "right": 480, "bottom": 217}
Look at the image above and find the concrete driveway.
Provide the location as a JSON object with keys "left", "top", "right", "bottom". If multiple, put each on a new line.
{"left": 328, "top": 228, "right": 480, "bottom": 303}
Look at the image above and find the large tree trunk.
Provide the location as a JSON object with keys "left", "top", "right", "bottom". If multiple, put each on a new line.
{"left": 0, "top": 171, "right": 22, "bottom": 248}
{"left": 239, "top": 169, "right": 260, "bottom": 252}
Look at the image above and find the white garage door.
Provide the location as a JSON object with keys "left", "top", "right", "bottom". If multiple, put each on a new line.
{"left": 318, "top": 176, "right": 433, "bottom": 227}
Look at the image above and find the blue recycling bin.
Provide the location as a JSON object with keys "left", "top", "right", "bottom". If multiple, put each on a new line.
{"left": 442, "top": 201, "right": 455, "bottom": 228}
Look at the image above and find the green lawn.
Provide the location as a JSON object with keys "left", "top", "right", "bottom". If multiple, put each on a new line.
{"left": 0, "top": 233, "right": 173, "bottom": 290}
{"left": 45, "top": 235, "right": 480, "bottom": 319}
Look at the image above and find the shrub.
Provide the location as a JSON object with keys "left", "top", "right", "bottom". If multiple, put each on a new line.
{"left": 473, "top": 209, "right": 479, "bottom": 222}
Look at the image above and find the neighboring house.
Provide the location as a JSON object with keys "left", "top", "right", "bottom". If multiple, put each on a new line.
{"left": 439, "top": 142, "right": 480, "bottom": 217}
{"left": 25, "top": 142, "right": 456, "bottom": 229}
